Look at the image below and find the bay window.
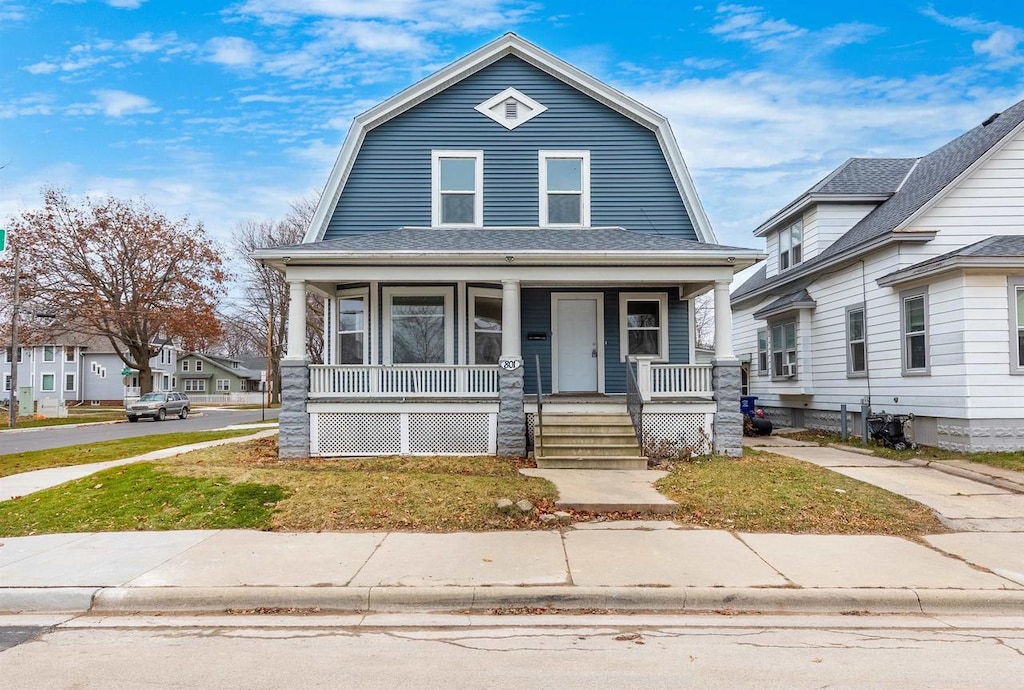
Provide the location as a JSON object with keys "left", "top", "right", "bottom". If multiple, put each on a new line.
{"left": 771, "top": 320, "right": 797, "bottom": 379}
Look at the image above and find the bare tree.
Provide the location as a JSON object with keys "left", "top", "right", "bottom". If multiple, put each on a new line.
{"left": 3, "top": 188, "right": 226, "bottom": 394}
{"left": 228, "top": 194, "right": 322, "bottom": 402}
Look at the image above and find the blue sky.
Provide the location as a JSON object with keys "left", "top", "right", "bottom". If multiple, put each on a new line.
{"left": 3, "top": 0, "right": 1024, "bottom": 251}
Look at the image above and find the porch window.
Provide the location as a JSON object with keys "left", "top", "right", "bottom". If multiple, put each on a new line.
{"left": 469, "top": 288, "right": 502, "bottom": 365}
{"left": 756, "top": 329, "right": 769, "bottom": 375}
{"left": 1011, "top": 279, "right": 1024, "bottom": 374}
{"left": 779, "top": 220, "right": 803, "bottom": 271}
{"left": 618, "top": 292, "right": 668, "bottom": 361}
{"left": 65, "top": 373, "right": 76, "bottom": 392}
{"left": 770, "top": 320, "right": 797, "bottom": 379}
{"left": 384, "top": 287, "right": 454, "bottom": 364}
{"left": 338, "top": 289, "right": 369, "bottom": 365}
{"left": 43, "top": 346, "right": 55, "bottom": 362}
{"left": 539, "top": 150, "right": 590, "bottom": 226}
{"left": 900, "top": 288, "right": 929, "bottom": 375}
{"left": 41, "top": 373, "right": 55, "bottom": 392}
{"left": 432, "top": 150, "right": 483, "bottom": 226}
{"left": 846, "top": 305, "right": 866, "bottom": 377}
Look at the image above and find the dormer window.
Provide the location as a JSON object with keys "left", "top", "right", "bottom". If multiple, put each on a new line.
{"left": 431, "top": 150, "right": 483, "bottom": 226}
{"left": 779, "top": 220, "right": 803, "bottom": 271}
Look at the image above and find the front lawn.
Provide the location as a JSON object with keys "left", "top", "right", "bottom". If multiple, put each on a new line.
{"left": 0, "top": 429, "right": 262, "bottom": 478}
{"left": 0, "top": 407, "right": 125, "bottom": 429}
{"left": 657, "top": 450, "right": 946, "bottom": 536}
{"left": 0, "top": 438, "right": 558, "bottom": 536}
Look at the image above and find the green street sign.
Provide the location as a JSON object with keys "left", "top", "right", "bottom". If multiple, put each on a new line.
{"left": 121, "top": 367, "right": 132, "bottom": 377}
{"left": 0, "top": 227, "right": 6, "bottom": 254}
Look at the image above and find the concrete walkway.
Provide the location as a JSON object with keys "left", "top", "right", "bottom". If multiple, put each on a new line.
{"left": 754, "top": 442, "right": 1024, "bottom": 531}
{"left": 0, "top": 428, "right": 279, "bottom": 502}
{"left": 2, "top": 525, "right": 1023, "bottom": 616}
{"left": 520, "top": 468, "right": 677, "bottom": 513}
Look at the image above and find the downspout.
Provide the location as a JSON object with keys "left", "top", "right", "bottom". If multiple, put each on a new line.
{"left": 860, "top": 260, "right": 872, "bottom": 408}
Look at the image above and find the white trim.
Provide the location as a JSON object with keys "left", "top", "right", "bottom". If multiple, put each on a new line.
{"left": 457, "top": 281, "right": 468, "bottom": 365}
{"left": 369, "top": 281, "right": 380, "bottom": 365}
{"left": 538, "top": 150, "right": 590, "bottom": 227}
{"left": 618, "top": 292, "right": 669, "bottom": 362}
{"left": 302, "top": 33, "right": 718, "bottom": 244}
{"left": 382, "top": 286, "right": 455, "bottom": 365}
{"left": 468, "top": 287, "right": 503, "bottom": 365}
{"left": 550, "top": 292, "right": 605, "bottom": 393}
{"left": 474, "top": 87, "right": 548, "bottom": 130}
{"left": 431, "top": 150, "right": 484, "bottom": 227}
{"left": 337, "top": 287, "right": 370, "bottom": 365}
{"left": 687, "top": 296, "right": 696, "bottom": 365}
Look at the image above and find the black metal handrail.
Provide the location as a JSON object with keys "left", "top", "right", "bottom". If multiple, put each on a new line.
{"left": 534, "top": 354, "right": 544, "bottom": 459}
{"left": 625, "top": 357, "right": 644, "bottom": 447}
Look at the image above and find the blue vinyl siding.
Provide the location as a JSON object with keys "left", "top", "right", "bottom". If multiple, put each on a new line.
{"left": 327, "top": 55, "right": 695, "bottom": 239}
{"left": 521, "top": 287, "right": 690, "bottom": 395}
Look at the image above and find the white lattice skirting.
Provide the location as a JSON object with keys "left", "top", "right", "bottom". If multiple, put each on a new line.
{"left": 642, "top": 412, "right": 713, "bottom": 456}
{"left": 311, "top": 412, "right": 497, "bottom": 456}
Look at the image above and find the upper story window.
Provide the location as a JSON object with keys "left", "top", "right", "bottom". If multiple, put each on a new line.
{"left": 432, "top": 150, "right": 483, "bottom": 226}
{"left": 900, "top": 287, "right": 929, "bottom": 375}
{"left": 64, "top": 346, "right": 76, "bottom": 362}
{"left": 779, "top": 220, "right": 803, "bottom": 271}
{"left": 195, "top": 359, "right": 203, "bottom": 372}
{"left": 182, "top": 360, "right": 189, "bottom": 372}
{"left": 539, "top": 150, "right": 590, "bottom": 227}
{"left": 43, "top": 346, "right": 55, "bottom": 362}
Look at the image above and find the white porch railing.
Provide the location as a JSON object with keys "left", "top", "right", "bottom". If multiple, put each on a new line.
{"left": 631, "top": 359, "right": 714, "bottom": 400}
{"left": 309, "top": 365, "right": 501, "bottom": 398}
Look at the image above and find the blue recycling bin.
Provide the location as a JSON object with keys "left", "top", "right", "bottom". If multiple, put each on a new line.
{"left": 740, "top": 396, "right": 758, "bottom": 416}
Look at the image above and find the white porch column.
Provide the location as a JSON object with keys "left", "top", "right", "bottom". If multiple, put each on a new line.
{"left": 500, "top": 279, "right": 522, "bottom": 360}
{"left": 285, "top": 279, "right": 307, "bottom": 361}
{"left": 713, "top": 278, "right": 736, "bottom": 360}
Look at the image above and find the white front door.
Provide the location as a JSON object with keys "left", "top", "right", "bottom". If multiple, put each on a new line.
{"left": 555, "top": 296, "right": 600, "bottom": 392}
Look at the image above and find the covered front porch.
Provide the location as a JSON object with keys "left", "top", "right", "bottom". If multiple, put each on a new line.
{"left": 255, "top": 227, "right": 760, "bottom": 459}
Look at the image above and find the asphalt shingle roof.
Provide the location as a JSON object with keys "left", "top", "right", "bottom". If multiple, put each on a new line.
{"left": 273, "top": 227, "right": 752, "bottom": 254}
{"left": 752, "top": 288, "right": 816, "bottom": 319}
{"left": 814, "top": 158, "right": 918, "bottom": 196}
{"left": 735, "top": 99, "right": 1024, "bottom": 302}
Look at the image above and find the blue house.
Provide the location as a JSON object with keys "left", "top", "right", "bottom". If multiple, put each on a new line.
{"left": 255, "top": 34, "right": 762, "bottom": 461}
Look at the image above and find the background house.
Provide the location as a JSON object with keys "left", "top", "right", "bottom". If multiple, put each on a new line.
{"left": 175, "top": 352, "right": 263, "bottom": 402}
{"left": 255, "top": 34, "right": 762, "bottom": 460}
{"left": 732, "top": 99, "right": 1024, "bottom": 451}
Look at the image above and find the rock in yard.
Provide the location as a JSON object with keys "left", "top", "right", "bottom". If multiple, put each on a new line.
{"left": 515, "top": 499, "right": 534, "bottom": 513}
{"left": 553, "top": 511, "right": 572, "bottom": 525}
{"left": 539, "top": 514, "right": 559, "bottom": 525}
{"left": 496, "top": 498, "right": 515, "bottom": 513}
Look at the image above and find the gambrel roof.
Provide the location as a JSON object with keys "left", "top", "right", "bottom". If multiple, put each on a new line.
{"left": 303, "top": 32, "right": 718, "bottom": 245}
{"left": 734, "top": 97, "right": 1024, "bottom": 305}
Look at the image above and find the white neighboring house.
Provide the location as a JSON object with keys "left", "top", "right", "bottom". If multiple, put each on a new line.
{"left": 3, "top": 335, "right": 178, "bottom": 407}
{"left": 732, "top": 99, "right": 1024, "bottom": 451}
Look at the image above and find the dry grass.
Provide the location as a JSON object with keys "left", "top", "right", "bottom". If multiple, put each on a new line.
{"left": 657, "top": 450, "right": 947, "bottom": 536}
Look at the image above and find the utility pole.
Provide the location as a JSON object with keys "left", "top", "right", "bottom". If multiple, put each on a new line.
{"left": 8, "top": 246, "right": 20, "bottom": 429}
{"left": 266, "top": 312, "right": 273, "bottom": 408}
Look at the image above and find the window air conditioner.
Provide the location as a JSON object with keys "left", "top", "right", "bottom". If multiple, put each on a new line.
{"left": 782, "top": 363, "right": 797, "bottom": 378}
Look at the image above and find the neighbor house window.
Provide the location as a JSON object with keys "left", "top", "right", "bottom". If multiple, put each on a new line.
{"left": 184, "top": 379, "right": 206, "bottom": 392}
{"left": 618, "top": 293, "right": 669, "bottom": 361}
{"left": 3, "top": 375, "right": 10, "bottom": 391}
{"left": 469, "top": 288, "right": 502, "bottom": 365}
{"left": 900, "top": 288, "right": 929, "bottom": 375}
{"left": 64, "top": 346, "right": 76, "bottom": 362}
{"left": 779, "top": 220, "right": 803, "bottom": 271}
{"left": 846, "top": 305, "right": 866, "bottom": 377}
{"left": 1011, "top": 278, "right": 1024, "bottom": 374}
{"left": 432, "top": 150, "right": 483, "bottom": 226}
{"left": 195, "top": 360, "right": 203, "bottom": 372}
{"left": 182, "top": 360, "right": 189, "bottom": 372}
{"left": 338, "top": 288, "right": 369, "bottom": 365}
{"left": 216, "top": 379, "right": 230, "bottom": 392}
{"left": 757, "top": 329, "right": 769, "bottom": 376}
{"left": 383, "top": 287, "right": 454, "bottom": 364}
{"left": 539, "top": 150, "right": 590, "bottom": 226}
{"left": 43, "top": 345, "right": 55, "bottom": 362}
{"left": 41, "top": 373, "right": 55, "bottom": 392}
{"left": 6, "top": 347, "right": 24, "bottom": 363}
{"left": 65, "top": 373, "right": 76, "bottom": 392}
{"left": 771, "top": 320, "right": 797, "bottom": 379}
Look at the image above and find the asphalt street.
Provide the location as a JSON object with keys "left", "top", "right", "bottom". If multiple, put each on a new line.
{"left": 2, "top": 615, "right": 1023, "bottom": 689}
{"left": 0, "top": 407, "right": 279, "bottom": 455}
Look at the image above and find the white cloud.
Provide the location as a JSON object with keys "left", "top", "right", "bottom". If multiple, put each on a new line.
{"left": 105, "top": 0, "right": 147, "bottom": 9}
{"left": 710, "top": 3, "right": 807, "bottom": 49}
{"left": 238, "top": 94, "right": 294, "bottom": 103}
{"left": 0, "top": 1, "right": 26, "bottom": 23}
{"left": 922, "top": 7, "right": 1024, "bottom": 64}
{"left": 24, "top": 61, "right": 59, "bottom": 74}
{"left": 92, "top": 89, "right": 159, "bottom": 117}
{"left": 205, "top": 36, "right": 260, "bottom": 67}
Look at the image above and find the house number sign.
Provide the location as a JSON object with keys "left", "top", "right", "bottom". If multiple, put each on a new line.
{"left": 499, "top": 358, "right": 523, "bottom": 371}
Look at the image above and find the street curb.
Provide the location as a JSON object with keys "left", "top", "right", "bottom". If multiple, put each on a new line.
{"left": 5, "top": 586, "right": 1017, "bottom": 616}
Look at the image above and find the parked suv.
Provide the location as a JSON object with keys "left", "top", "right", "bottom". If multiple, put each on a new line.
{"left": 126, "top": 392, "right": 190, "bottom": 422}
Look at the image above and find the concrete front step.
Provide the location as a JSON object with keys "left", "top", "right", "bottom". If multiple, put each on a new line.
{"left": 535, "top": 456, "right": 648, "bottom": 470}
{"left": 540, "top": 414, "right": 632, "bottom": 425}
{"left": 540, "top": 426, "right": 636, "bottom": 436}
{"left": 541, "top": 443, "right": 644, "bottom": 457}
{"left": 539, "top": 433, "right": 638, "bottom": 445}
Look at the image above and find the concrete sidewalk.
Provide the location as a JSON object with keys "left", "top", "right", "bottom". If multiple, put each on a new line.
{"left": 3, "top": 525, "right": 1024, "bottom": 617}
